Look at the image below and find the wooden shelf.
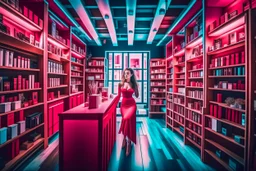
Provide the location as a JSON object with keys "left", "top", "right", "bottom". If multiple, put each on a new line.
{"left": 71, "top": 50, "right": 85, "bottom": 58}
{"left": 71, "top": 84, "right": 83, "bottom": 86}
{"left": 150, "top": 65, "right": 166, "bottom": 68}
{"left": 205, "top": 115, "right": 245, "bottom": 130}
{"left": 71, "top": 75, "right": 84, "bottom": 78}
{"left": 186, "top": 107, "right": 202, "bottom": 115}
{"left": 176, "top": 78, "right": 185, "bottom": 80}
{"left": 151, "top": 72, "right": 166, "bottom": 75}
{"left": 209, "top": 75, "right": 245, "bottom": 78}
{"left": 205, "top": 127, "right": 244, "bottom": 148}
{"left": 86, "top": 72, "right": 104, "bottom": 74}
{"left": 186, "top": 86, "right": 203, "bottom": 89}
{"left": 151, "top": 78, "right": 166, "bottom": 81}
{"left": 186, "top": 118, "right": 202, "bottom": 127}
{"left": 208, "top": 87, "right": 245, "bottom": 93}
{"left": 0, "top": 66, "right": 40, "bottom": 72}
{"left": 71, "top": 62, "right": 84, "bottom": 67}
{"left": 205, "top": 150, "right": 233, "bottom": 171}
{"left": 48, "top": 52, "right": 69, "bottom": 62}
{"left": 186, "top": 96, "right": 203, "bottom": 101}
{"left": 70, "top": 91, "right": 84, "bottom": 96}
{"left": 188, "top": 77, "right": 203, "bottom": 80}
{"left": 186, "top": 127, "right": 202, "bottom": 138}
{"left": 149, "top": 112, "right": 166, "bottom": 114}
{"left": 2, "top": 138, "right": 44, "bottom": 171}
{"left": 209, "top": 101, "right": 246, "bottom": 113}
{"left": 87, "top": 65, "right": 104, "bottom": 68}
{"left": 151, "top": 104, "right": 165, "bottom": 106}
{"left": 187, "top": 55, "right": 203, "bottom": 63}
{"left": 175, "top": 62, "right": 185, "bottom": 67}
{"left": 48, "top": 72, "right": 67, "bottom": 76}
{"left": 186, "top": 137, "right": 201, "bottom": 149}
{"left": 208, "top": 14, "right": 245, "bottom": 37}
{"left": 176, "top": 72, "right": 185, "bottom": 74}
{"left": 175, "top": 84, "right": 185, "bottom": 87}
{"left": 173, "top": 119, "right": 184, "bottom": 126}
{"left": 205, "top": 139, "right": 244, "bottom": 165}
{"left": 173, "top": 102, "right": 185, "bottom": 107}
{"left": 71, "top": 69, "right": 83, "bottom": 73}
{"left": 0, "top": 123, "right": 44, "bottom": 149}
{"left": 0, "top": 1, "right": 42, "bottom": 31}
{"left": 0, "top": 32, "right": 43, "bottom": 55}
{"left": 0, "top": 103, "right": 44, "bottom": 117}
{"left": 150, "top": 91, "right": 166, "bottom": 93}
{"left": 47, "top": 85, "right": 68, "bottom": 90}
{"left": 48, "top": 34, "right": 69, "bottom": 49}
{"left": 173, "top": 111, "right": 185, "bottom": 118}
{"left": 47, "top": 95, "right": 69, "bottom": 104}
{"left": 188, "top": 68, "right": 203, "bottom": 72}
{"left": 150, "top": 85, "right": 165, "bottom": 87}
{"left": 174, "top": 49, "right": 185, "bottom": 56}
{"left": 207, "top": 40, "right": 245, "bottom": 55}
{"left": 209, "top": 63, "right": 245, "bottom": 70}
{"left": 173, "top": 126, "right": 184, "bottom": 136}
{"left": 173, "top": 92, "right": 185, "bottom": 96}
{"left": 150, "top": 97, "right": 166, "bottom": 99}
{"left": 186, "top": 35, "right": 203, "bottom": 49}
{"left": 0, "top": 88, "right": 42, "bottom": 95}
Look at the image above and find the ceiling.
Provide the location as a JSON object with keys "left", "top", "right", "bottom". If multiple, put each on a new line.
{"left": 54, "top": 0, "right": 192, "bottom": 46}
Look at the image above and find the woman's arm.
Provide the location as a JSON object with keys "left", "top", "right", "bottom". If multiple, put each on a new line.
{"left": 135, "top": 87, "right": 139, "bottom": 98}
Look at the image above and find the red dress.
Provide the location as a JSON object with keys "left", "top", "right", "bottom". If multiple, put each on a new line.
{"left": 118, "top": 87, "right": 137, "bottom": 144}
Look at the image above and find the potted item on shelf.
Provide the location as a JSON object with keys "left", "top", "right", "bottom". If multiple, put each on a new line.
{"left": 234, "top": 98, "right": 245, "bottom": 109}
{"left": 88, "top": 80, "right": 100, "bottom": 109}
{"left": 229, "top": 32, "right": 237, "bottom": 44}
{"left": 214, "top": 39, "right": 222, "bottom": 50}
{"left": 225, "top": 97, "right": 235, "bottom": 106}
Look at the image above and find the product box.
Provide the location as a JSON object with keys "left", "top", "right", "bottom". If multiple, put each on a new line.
{"left": 234, "top": 135, "right": 244, "bottom": 145}
{"left": 23, "top": 6, "right": 28, "bottom": 17}
{"left": 0, "top": 49, "right": 3, "bottom": 66}
{"left": 211, "top": 118, "right": 222, "bottom": 132}
{"left": 216, "top": 150, "right": 225, "bottom": 159}
{"left": 17, "top": 121, "right": 26, "bottom": 134}
{"left": 33, "top": 14, "right": 38, "bottom": 25}
{"left": 229, "top": 158, "right": 241, "bottom": 171}
{"left": 21, "top": 141, "right": 34, "bottom": 150}
{"left": 11, "top": 100, "right": 21, "bottom": 110}
{"left": 7, "top": 124, "right": 17, "bottom": 139}
{"left": 28, "top": 9, "right": 33, "bottom": 21}
{"left": 0, "top": 127, "right": 7, "bottom": 145}
{"left": 0, "top": 102, "right": 11, "bottom": 113}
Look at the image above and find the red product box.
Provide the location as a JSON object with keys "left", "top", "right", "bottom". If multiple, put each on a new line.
{"left": 231, "top": 54, "right": 235, "bottom": 65}
{"left": 26, "top": 80, "right": 29, "bottom": 89}
{"left": 217, "top": 106, "right": 222, "bottom": 119}
{"left": 7, "top": 113, "right": 14, "bottom": 126}
{"left": 15, "top": 110, "right": 24, "bottom": 122}
{"left": 32, "top": 92, "right": 38, "bottom": 104}
{"left": 8, "top": 97, "right": 13, "bottom": 102}
{"left": 29, "top": 10, "right": 33, "bottom": 21}
{"left": 23, "top": 6, "right": 28, "bottom": 17}
{"left": 39, "top": 19, "right": 43, "bottom": 28}
{"left": 217, "top": 93, "right": 222, "bottom": 103}
{"left": 233, "top": 83, "right": 237, "bottom": 89}
{"left": 28, "top": 100, "right": 33, "bottom": 105}
{"left": 22, "top": 78, "right": 26, "bottom": 89}
{"left": 235, "top": 53, "right": 239, "bottom": 64}
{"left": 33, "top": 14, "right": 38, "bottom": 25}
{"left": 235, "top": 111, "right": 239, "bottom": 123}
{"left": 14, "top": 139, "right": 20, "bottom": 156}
{"left": 227, "top": 109, "right": 231, "bottom": 120}
{"left": 4, "top": 82, "right": 10, "bottom": 91}
{"left": 231, "top": 110, "right": 235, "bottom": 122}
{"left": 13, "top": 78, "right": 17, "bottom": 90}
{"left": 213, "top": 105, "right": 218, "bottom": 117}
{"left": 0, "top": 96, "right": 5, "bottom": 103}
{"left": 241, "top": 51, "right": 245, "bottom": 63}
{"left": 14, "top": 96, "right": 17, "bottom": 101}
{"left": 18, "top": 75, "right": 22, "bottom": 90}
{"left": 226, "top": 55, "right": 230, "bottom": 65}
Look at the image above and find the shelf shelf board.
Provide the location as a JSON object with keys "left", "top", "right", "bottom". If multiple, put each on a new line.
{"left": 47, "top": 85, "right": 68, "bottom": 90}
{"left": 173, "top": 126, "right": 184, "bottom": 136}
{"left": 173, "top": 119, "right": 184, "bottom": 127}
{"left": 176, "top": 78, "right": 185, "bottom": 80}
{"left": 186, "top": 96, "right": 203, "bottom": 101}
{"left": 149, "top": 112, "right": 166, "bottom": 114}
{"left": 151, "top": 104, "right": 165, "bottom": 106}
{"left": 205, "top": 139, "right": 244, "bottom": 165}
{"left": 167, "top": 92, "right": 173, "bottom": 94}
{"left": 186, "top": 107, "right": 202, "bottom": 115}
{"left": 0, "top": 1, "right": 42, "bottom": 32}
{"left": 186, "top": 127, "right": 202, "bottom": 138}
{"left": 186, "top": 86, "right": 203, "bottom": 89}
{"left": 166, "top": 84, "right": 173, "bottom": 86}
{"left": 167, "top": 73, "right": 173, "bottom": 75}
{"left": 175, "top": 84, "right": 185, "bottom": 87}
{"left": 150, "top": 65, "right": 166, "bottom": 68}
{"left": 205, "top": 127, "right": 244, "bottom": 148}
{"left": 167, "top": 66, "right": 173, "bottom": 69}
{"left": 151, "top": 72, "right": 166, "bottom": 75}
{"left": 95, "top": 79, "right": 104, "bottom": 81}
{"left": 0, "top": 123, "right": 44, "bottom": 149}
{"left": 166, "top": 78, "right": 173, "bottom": 80}
{"left": 71, "top": 84, "right": 83, "bottom": 86}
{"left": 150, "top": 91, "right": 166, "bottom": 94}
{"left": 207, "top": 40, "right": 245, "bottom": 55}
{"left": 174, "top": 49, "right": 185, "bottom": 56}
{"left": 47, "top": 95, "right": 69, "bottom": 104}
{"left": 48, "top": 52, "right": 69, "bottom": 62}
{"left": 0, "top": 102, "right": 44, "bottom": 117}
{"left": 208, "top": 87, "right": 245, "bottom": 93}
{"left": 0, "top": 88, "right": 42, "bottom": 95}
{"left": 188, "top": 68, "right": 203, "bottom": 72}
{"left": 209, "top": 75, "right": 245, "bottom": 78}
{"left": 173, "top": 102, "right": 185, "bottom": 107}
{"left": 166, "top": 122, "right": 173, "bottom": 128}
{"left": 71, "top": 69, "right": 83, "bottom": 73}
{"left": 188, "top": 77, "right": 203, "bottom": 80}
{"left": 0, "top": 66, "right": 40, "bottom": 72}
{"left": 86, "top": 72, "right": 104, "bottom": 74}
{"left": 173, "top": 92, "right": 185, "bottom": 96}
{"left": 48, "top": 34, "right": 69, "bottom": 49}
{"left": 187, "top": 54, "right": 203, "bottom": 62}
{"left": 0, "top": 32, "right": 43, "bottom": 55}
{"left": 48, "top": 72, "right": 67, "bottom": 76}
{"left": 205, "top": 150, "right": 233, "bottom": 171}
{"left": 70, "top": 91, "right": 84, "bottom": 96}
{"left": 186, "top": 35, "right": 203, "bottom": 49}
{"left": 205, "top": 115, "right": 245, "bottom": 130}
{"left": 209, "top": 101, "right": 246, "bottom": 113}
{"left": 208, "top": 15, "right": 245, "bottom": 37}
{"left": 186, "top": 137, "right": 201, "bottom": 149}
{"left": 87, "top": 65, "right": 104, "bottom": 68}
{"left": 176, "top": 72, "right": 185, "bottom": 74}
{"left": 175, "top": 62, "right": 185, "bottom": 67}
{"left": 71, "top": 75, "right": 84, "bottom": 78}
{"left": 186, "top": 118, "right": 202, "bottom": 127}
{"left": 150, "top": 97, "right": 166, "bottom": 100}
{"left": 150, "top": 85, "right": 165, "bottom": 87}
{"left": 71, "top": 50, "right": 85, "bottom": 59}
{"left": 151, "top": 78, "right": 166, "bottom": 81}
{"left": 167, "top": 99, "right": 172, "bottom": 102}
{"left": 209, "top": 63, "right": 245, "bottom": 70}
{"left": 71, "top": 62, "right": 84, "bottom": 67}
{"left": 2, "top": 138, "right": 44, "bottom": 171}
{"left": 167, "top": 55, "right": 173, "bottom": 61}
{"left": 173, "top": 111, "right": 185, "bottom": 118}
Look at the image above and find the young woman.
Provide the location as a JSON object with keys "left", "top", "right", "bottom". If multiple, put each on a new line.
{"left": 117, "top": 68, "right": 139, "bottom": 156}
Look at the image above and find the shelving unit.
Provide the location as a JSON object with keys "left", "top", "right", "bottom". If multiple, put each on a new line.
{"left": 204, "top": 2, "right": 248, "bottom": 170}
{"left": 85, "top": 57, "right": 104, "bottom": 102}
{"left": 150, "top": 59, "right": 166, "bottom": 118}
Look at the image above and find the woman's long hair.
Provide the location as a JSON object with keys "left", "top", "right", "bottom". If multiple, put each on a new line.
{"left": 121, "top": 68, "right": 138, "bottom": 90}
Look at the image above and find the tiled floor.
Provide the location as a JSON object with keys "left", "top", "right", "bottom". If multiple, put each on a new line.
{"left": 23, "top": 117, "right": 214, "bottom": 171}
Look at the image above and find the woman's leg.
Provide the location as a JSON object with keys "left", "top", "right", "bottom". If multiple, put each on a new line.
{"left": 126, "top": 138, "right": 131, "bottom": 156}
{"left": 122, "top": 136, "right": 127, "bottom": 148}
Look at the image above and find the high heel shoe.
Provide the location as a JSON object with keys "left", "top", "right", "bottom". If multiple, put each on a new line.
{"left": 122, "top": 138, "right": 126, "bottom": 149}
{"left": 126, "top": 141, "right": 131, "bottom": 156}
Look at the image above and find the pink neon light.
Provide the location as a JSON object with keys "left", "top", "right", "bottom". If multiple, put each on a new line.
{"left": 186, "top": 36, "right": 203, "bottom": 49}
{"left": 0, "top": 6, "right": 42, "bottom": 32}
{"left": 48, "top": 36, "right": 68, "bottom": 49}
{"left": 208, "top": 16, "right": 245, "bottom": 37}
